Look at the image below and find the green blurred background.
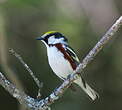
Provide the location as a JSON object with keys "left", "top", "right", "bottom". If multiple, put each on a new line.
{"left": 0, "top": 0, "right": 122, "bottom": 110}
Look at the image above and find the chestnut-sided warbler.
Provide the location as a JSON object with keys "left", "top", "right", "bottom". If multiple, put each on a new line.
{"left": 36, "top": 31, "right": 99, "bottom": 100}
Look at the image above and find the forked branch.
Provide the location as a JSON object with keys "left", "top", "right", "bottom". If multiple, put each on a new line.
{"left": 9, "top": 48, "right": 43, "bottom": 98}
{"left": 0, "top": 16, "right": 122, "bottom": 110}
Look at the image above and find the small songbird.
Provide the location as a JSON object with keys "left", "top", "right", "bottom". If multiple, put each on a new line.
{"left": 36, "top": 31, "right": 99, "bottom": 100}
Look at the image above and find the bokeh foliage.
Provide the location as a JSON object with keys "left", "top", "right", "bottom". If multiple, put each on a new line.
{"left": 0, "top": 0, "right": 122, "bottom": 110}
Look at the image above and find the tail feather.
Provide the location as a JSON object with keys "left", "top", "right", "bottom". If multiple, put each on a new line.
{"left": 74, "top": 77, "right": 99, "bottom": 101}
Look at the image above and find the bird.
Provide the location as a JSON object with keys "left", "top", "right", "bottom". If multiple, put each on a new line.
{"left": 36, "top": 31, "right": 99, "bottom": 100}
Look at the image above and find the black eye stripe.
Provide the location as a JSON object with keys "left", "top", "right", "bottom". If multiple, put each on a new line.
{"left": 43, "top": 32, "right": 68, "bottom": 43}
{"left": 54, "top": 33, "right": 68, "bottom": 42}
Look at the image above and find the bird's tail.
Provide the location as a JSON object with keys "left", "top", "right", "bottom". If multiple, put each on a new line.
{"left": 74, "top": 77, "right": 99, "bottom": 101}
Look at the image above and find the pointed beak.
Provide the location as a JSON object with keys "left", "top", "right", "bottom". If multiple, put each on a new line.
{"left": 36, "top": 36, "right": 44, "bottom": 41}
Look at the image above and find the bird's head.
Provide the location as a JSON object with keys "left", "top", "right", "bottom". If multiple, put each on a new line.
{"left": 36, "top": 31, "right": 68, "bottom": 47}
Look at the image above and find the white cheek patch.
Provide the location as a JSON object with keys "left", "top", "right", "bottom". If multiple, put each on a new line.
{"left": 48, "top": 36, "right": 55, "bottom": 44}
{"left": 48, "top": 36, "right": 65, "bottom": 44}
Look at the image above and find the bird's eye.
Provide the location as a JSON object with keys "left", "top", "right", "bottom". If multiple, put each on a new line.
{"left": 53, "top": 32, "right": 68, "bottom": 42}
{"left": 54, "top": 36, "right": 59, "bottom": 39}
{"left": 54, "top": 34, "right": 61, "bottom": 38}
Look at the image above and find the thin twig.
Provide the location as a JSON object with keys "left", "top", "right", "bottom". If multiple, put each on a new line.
{"left": 0, "top": 16, "right": 121, "bottom": 110}
{"left": 9, "top": 48, "right": 43, "bottom": 98}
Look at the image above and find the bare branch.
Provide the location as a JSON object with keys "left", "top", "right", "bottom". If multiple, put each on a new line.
{"left": 0, "top": 72, "right": 38, "bottom": 110}
{"left": 0, "top": 16, "right": 122, "bottom": 110}
{"left": 75, "top": 16, "right": 122, "bottom": 73}
{"left": 37, "top": 16, "right": 122, "bottom": 109}
{"left": 9, "top": 48, "right": 43, "bottom": 98}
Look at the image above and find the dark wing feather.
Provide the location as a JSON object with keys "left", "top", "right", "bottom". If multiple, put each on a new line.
{"left": 65, "top": 45, "right": 80, "bottom": 66}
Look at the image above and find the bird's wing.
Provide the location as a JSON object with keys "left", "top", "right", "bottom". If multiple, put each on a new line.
{"left": 65, "top": 45, "right": 99, "bottom": 100}
{"left": 65, "top": 45, "right": 80, "bottom": 66}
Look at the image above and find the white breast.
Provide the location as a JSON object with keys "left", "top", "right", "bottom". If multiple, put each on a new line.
{"left": 47, "top": 46, "right": 74, "bottom": 80}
